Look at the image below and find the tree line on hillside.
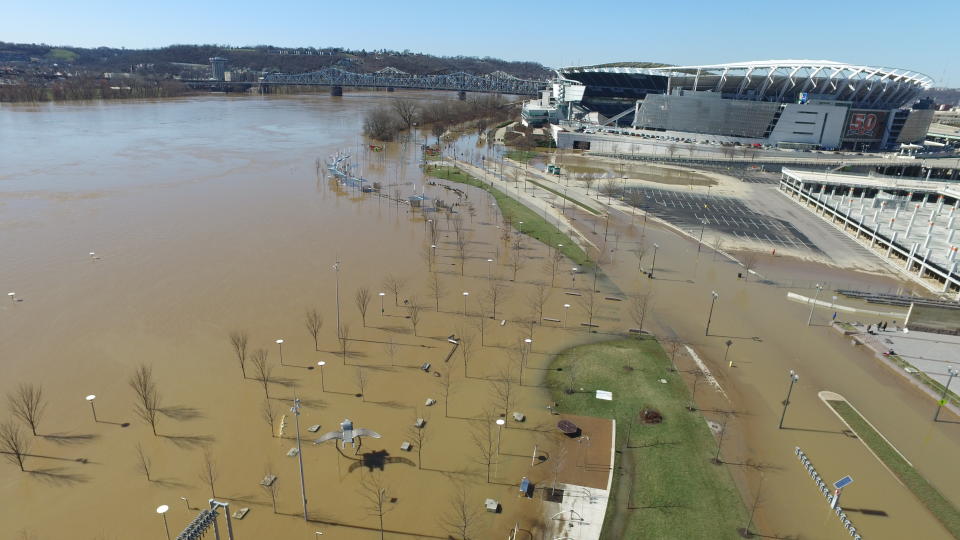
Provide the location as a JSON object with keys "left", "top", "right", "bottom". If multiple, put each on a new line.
{"left": 0, "top": 42, "right": 552, "bottom": 80}
{"left": 0, "top": 77, "right": 192, "bottom": 102}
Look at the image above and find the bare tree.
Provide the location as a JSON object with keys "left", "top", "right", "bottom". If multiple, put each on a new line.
{"left": 355, "top": 287, "right": 372, "bottom": 327}
{"left": 262, "top": 464, "right": 280, "bottom": 513}
{"left": 667, "top": 142, "right": 679, "bottom": 158}
{"left": 427, "top": 272, "right": 445, "bottom": 311}
{"left": 712, "top": 236, "right": 725, "bottom": 260}
{"left": 583, "top": 176, "right": 596, "bottom": 195}
{"left": 601, "top": 179, "right": 619, "bottom": 203}
{"left": 360, "top": 470, "right": 391, "bottom": 540}
{"left": 135, "top": 442, "right": 152, "bottom": 481}
{"left": 455, "top": 233, "right": 470, "bottom": 276}
{"left": 129, "top": 365, "right": 161, "bottom": 436}
{"left": 527, "top": 282, "right": 551, "bottom": 324}
{"left": 628, "top": 293, "right": 653, "bottom": 334}
{"left": 508, "top": 242, "right": 524, "bottom": 281}
{"left": 339, "top": 325, "right": 352, "bottom": 363}
{"left": 7, "top": 383, "right": 46, "bottom": 436}
{"left": 382, "top": 274, "right": 407, "bottom": 306}
{"left": 250, "top": 349, "right": 272, "bottom": 399}
{"left": 229, "top": 330, "right": 249, "bottom": 378}
{"left": 305, "top": 309, "right": 323, "bottom": 351}
{"left": 577, "top": 291, "right": 600, "bottom": 329}
{"left": 408, "top": 299, "right": 423, "bottom": 336}
{"left": 356, "top": 367, "right": 369, "bottom": 401}
{"left": 406, "top": 410, "right": 429, "bottom": 469}
{"left": 262, "top": 398, "right": 276, "bottom": 437}
{"left": 199, "top": 448, "right": 218, "bottom": 498}
{"left": 632, "top": 242, "right": 649, "bottom": 271}
{"left": 442, "top": 483, "right": 480, "bottom": 540}
{"left": 384, "top": 337, "right": 399, "bottom": 366}
{"left": 391, "top": 99, "right": 419, "bottom": 129}
{"left": 438, "top": 368, "right": 454, "bottom": 418}
{"left": 470, "top": 409, "right": 498, "bottom": 483}
{"left": 458, "top": 325, "right": 476, "bottom": 378}
{"left": 0, "top": 419, "right": 30, "bottom": 471}
{"left": 490, "top": 366, "right": 515, "bottom": 418}
{"left": 741, "top": 253, "right": 759, "bottom": 281}
{"left": 485, "top": 281, "right": 509, "bottom": 320}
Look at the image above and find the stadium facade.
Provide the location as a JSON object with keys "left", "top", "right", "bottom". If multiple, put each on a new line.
{"left": 522, "top": 60, "right": 936, "bottom": 152}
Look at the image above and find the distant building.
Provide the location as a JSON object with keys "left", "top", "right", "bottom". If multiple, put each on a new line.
{"left": 209, "top": 57, "right": 227, "bottom": 81}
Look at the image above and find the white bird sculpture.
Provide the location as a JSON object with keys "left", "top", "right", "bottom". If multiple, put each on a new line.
{"left": 314, "top": 418, "right": 381, "bottom": 454}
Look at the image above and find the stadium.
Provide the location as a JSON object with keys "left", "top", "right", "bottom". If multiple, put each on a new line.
{"left": 522, "top": 60, "right": 936, "bottom": 152}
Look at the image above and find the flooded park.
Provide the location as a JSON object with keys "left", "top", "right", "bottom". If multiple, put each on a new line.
{"left": 2, "top": 92, "right": 960, "bottom": 539}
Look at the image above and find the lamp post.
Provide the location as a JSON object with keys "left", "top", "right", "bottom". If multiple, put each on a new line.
{"left": 650, "top": 243, "right": 660, "bottom": 278}
{"left": 180, "top": 497, "right": 190, "bottom": 511}
{"left": 722, "top": 340, "right": 733, "bottom": 364}
{"left": 495, "top": 418, "right": 505, "bottom": 455}
{"left": 562, "top": 304, "right": 571, "bottom": 328}
{"left": 291, "top": 397, "right": 308, "bottom": 521}
{"left": 487, "top": 258, "right": 494, "bottom": 279}
{"left": 156, "top": 505, "right": 171, "bottom": 540}
{"left": 570, "top": 267, "right": 578, "bottom": 289}
{"left": 378, "top": 292, "right": 385, "bottom": 315}
{"left": 462, "top": 291, "right": 469, "bottom": 316}
{"left": 520, "top": 338, "right": 532, "bottom": 385}
{"left": 7, "top": 292, "right": 15, "bottom": 302}
{"left": 779, "top": 370, "right": 800, "bottom": 429}
{"left": 85, "top": 394, "right": 97, "bottom": 422}
{"left": 934, "top": 367, "right": 959, "bottom": 421}
{"left": 334, "top": 258, "right": 342, "bottom": 338}
{"left": 430, "top": 244, "right": 437, "bottom": 270}
{"left": 519, "top": 221, "right": 524, "bottom": 234}
{"left": 697, "top": 218, "right": 708, "bottom": 254}
{"left": 317, "top": 361, "right": 326, "bottom": 392}
{"left": 705, "top": 291, "right": 719, "bottom": 336}
{"left": 275, "top": 339, "right": 285, "bottom": 366}
{"left": 806, "top": 283, "right": 823, "bottom": 325}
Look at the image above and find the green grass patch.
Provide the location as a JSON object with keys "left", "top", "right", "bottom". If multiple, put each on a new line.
{"left": 426, "top": 166, "right": 590, "bottom": 266}
{"left": 547, "top": 339, "right": 747, "bottom": 539}
{"left": 525, "top": 177, "right": 600, "bottom": 215}
{"left": 45, "top": 48, "right": 78, "bottom": 62}
{"left": 827, "top": 399, "right": 960, "bottom": 537}
{"left": 506, "top": 150, "right": 540, "bottom": 163}
{"left": 885, "top": 355, "right": 960, "bottom": 408}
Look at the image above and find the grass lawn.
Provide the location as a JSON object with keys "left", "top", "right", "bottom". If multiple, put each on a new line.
{"left": 525, "top": 177, "right": 601, "bottom": 216}
{"left": 546, "top": 338, "right": 747, "bottom": 539}
{"left": 506, "top": 150, "right": 541, "bottom": 163}
{"left": 425, "top": 165, "right": 590, "bottom": 266}
{"left": 826, "top": 399, "right": 960, "bottom": 538}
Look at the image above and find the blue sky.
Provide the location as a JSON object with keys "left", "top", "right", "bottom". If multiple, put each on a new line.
{"left": 4, "top": 0, "right": 959, "bottom": 86}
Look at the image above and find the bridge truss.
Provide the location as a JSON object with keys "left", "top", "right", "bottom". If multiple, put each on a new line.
{"left": 262, "top": 68, "right": 544, "bottom": 95}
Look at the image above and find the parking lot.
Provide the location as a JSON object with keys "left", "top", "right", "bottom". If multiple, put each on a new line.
{"left": 626, "top": 187, "right": 821, "bottom": 251}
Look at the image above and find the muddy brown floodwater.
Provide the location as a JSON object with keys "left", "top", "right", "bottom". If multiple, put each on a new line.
{"left": 1, "top": 92, "right": 958, "bottom": 540}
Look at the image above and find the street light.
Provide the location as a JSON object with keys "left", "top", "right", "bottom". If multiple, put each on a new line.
{"left": 722, "top": 340, "right": 733, "bottom": 364}
{"left": 806, "top": 284, "right": 823, "bottom": 325}
{"left": 156, "top": 504, "right": 171, "bottom": 540}
{"left": 495, "top": 418, "right": 506, "bottom": 455}
{"left": 650, "top": 243, "right": 660, "bottom": 278}
{"left": 563, "top": 304, "right": 571, "bottom": 327}
{"left": 378, "top": 292, "right": 385, "bottom": 315}
{"left": 520, "top": 338, "right": 533, "bottom": 385}
{"left": 291, "top": 397, "right": 308, "bottom": 521}
{"left": 570, "top": 267, "right": 578, "bottom": 289}
{"left": 317, "top": 361, "right": 327, "bottom": 392}
{"left": 275, "top": 339, "right": 285, "bottom": 366}
{"left": 779, "top": 370, "right": 800, "bottom": 429}
{"left": 705, "top": 291, "right": 719, "bottom": 336}
{"left": 85, "top": 394, "right": 97, "bottom": 422}
{"left": 462, "top": 291, "right": 469, "bottom": 316}
{"left": 180, "top": 497, "right": 190, "bottom": 511}
{"left": 519, "top": 221, "right": 524, "bottom": 234}
{"left": 697, "top": 218, "right": 708, "bottom": 254}
{"left": 934, "top": 367, "right": 959, "bottom": 421}
{"left": 486, "top": 258, "right": 494, "bottom": 279}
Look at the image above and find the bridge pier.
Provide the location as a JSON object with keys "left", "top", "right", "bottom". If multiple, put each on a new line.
{"left": 330, "top": 86, "right": 343, "bottom": 97}
{"left": 457, "top": 91, "right": 467, "bottom": 101}
{"left": 387, "top": 87, "right": 395, "bottom": 92}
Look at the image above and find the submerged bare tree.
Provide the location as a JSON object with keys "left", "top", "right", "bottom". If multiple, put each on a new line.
{"left": 391, "top": 99, "right": 420, "bottom": 129}
{"left": 438, "top": 368, "right": 455, "bottom": 418}
{"left": 129, "top": 365, "right": 161, "bottom": 436}
{"left": 485, "top": 281, "right": 509, "bottom": 320}
{"left": 509, "top": 241, "right": 524, "bottom": 281}
{"left": 577, "top": 291, "right": 599, "bottom": 329}
{"left": 382, "top": 274, "right": 407, "bottom": 306}
{"left": 458, "top": 325, "right": 476, "bottom": 378}
{"left": 305, "top": 309, "right": 323, "bottom": 351}
{"left": 442, "top": 483, "right": 480, "bottom": 540}
{"left": 406, "top": 410, "right": 429, "bottom": 469}
{"left": 262, "top": 464, "right": 280, "bottom": 513}
{"left": 408, "top": 300, "right": 423, "bottom": 336}
{"left": 262, "top": 398, "right": 276, "bottom": 437}
{"left": 628, "top": 293, "right": 653, "bottom": 334}
{"left": 339, "top": 325, "right": 352, "bottom": 363}
{"left": 250, "top": 349, "right": 272, "bottom": 399}
{"left": 741, "top": 253, "right": 759, "bottom": 281}
{"left": 0, "top": 419, "right": 30, "bottom": 471}
{"left": 527, "top": 282, "right": 551, "bottom": 324}
{"left": 199, "top": 448, "right": 218, "bottom": 498}
{"left": 427, "top": 272, "right": 445, "bottom": 311}
{"left": 490, "top": 366, "right": 515, "bottom": 418}
{"left": 135, "top": 442, "right": 152, "bottom": 481}
{"left": 384, "top": 337, "right": 399, "bottom": 366}
{"left": 355, "top": 287, "right": 372, "bottom": 327}
{"left": 229, "top": 330, "right": 249, "bottom": 378}
{"left": 360, "top": 470, "right": 392, "bottom": 540}
{"left": 7, "top": 383, "right": 46, "bottom": 436}
{"left": 470, "top": 409, "right": 498, "bottom": 483}
{"left": 356, "top": 367, "right": 369, "bottom": 402}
